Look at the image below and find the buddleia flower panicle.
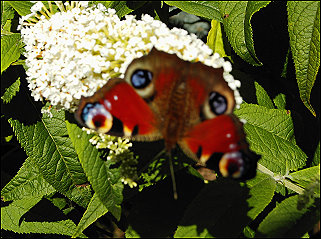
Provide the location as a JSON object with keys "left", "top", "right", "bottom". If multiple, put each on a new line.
{"left": 18, "top": 1, "right": 242, "bottom": 113}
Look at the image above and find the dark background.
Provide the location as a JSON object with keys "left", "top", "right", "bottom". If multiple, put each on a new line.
{"left": 1, "top": 1, "right": 320, "bottom": 238}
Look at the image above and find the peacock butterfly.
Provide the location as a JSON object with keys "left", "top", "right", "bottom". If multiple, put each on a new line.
{"left": 75, "top": 47, "right": 259, "bottom": 181}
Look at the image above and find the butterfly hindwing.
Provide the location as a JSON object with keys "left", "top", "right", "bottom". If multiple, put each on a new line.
{"left": 180, "top": 114, "right": 259, "bottom": 180}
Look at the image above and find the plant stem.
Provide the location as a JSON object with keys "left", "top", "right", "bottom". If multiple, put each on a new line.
{"left": 257, "top": 163, "right": 305, "bottom": 194}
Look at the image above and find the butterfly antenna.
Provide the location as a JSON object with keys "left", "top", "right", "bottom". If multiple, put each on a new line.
{"left": 168, "top": 152, "right": 178, "bottom": 200}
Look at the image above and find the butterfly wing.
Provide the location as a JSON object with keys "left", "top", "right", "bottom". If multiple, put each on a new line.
{"left": 75, "top": 78, "right": 161, "bottom": 140}
{"left": 179, "top": 114, "right": 259, "bottom": 180}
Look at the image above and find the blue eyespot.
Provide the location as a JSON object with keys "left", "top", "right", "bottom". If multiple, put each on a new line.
{"left": 131, "top": 69, "right": 153, "bottom": 89}
{"left": 81, "top": 103, "right": 113, "bottom": 133}
{"left": 209, "top": 91, "right": 227, "bottom": 115}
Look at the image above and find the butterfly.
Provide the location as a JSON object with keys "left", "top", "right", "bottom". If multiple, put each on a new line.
{"left": 75, "top": 47, "right": 259, "bottom": 182}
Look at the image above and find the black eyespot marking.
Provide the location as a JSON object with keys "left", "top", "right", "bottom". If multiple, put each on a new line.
{"left": 206, "top": 153, "right": 223, "bottom": 170}
{"left": 132, "top": 125, "right": 139, "bottom": 136}
{"left": 209, "top": 91, "right": 227, "bottom": 115}
{"left": 196, "top": 146, "right": 203, "bottom": 159}
{"left": 131, "top": 69, "right": 153, "bottom": 89}
{"left": 92, "top": 114, "right": 106, "bottom": 127}
{"left": 109, "top": 116, "right": 124, "bottom": 136}
{"left": 226, "top": 159, "right": 241, "bottom": 175}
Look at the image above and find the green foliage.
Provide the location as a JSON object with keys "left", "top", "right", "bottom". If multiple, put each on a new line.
{"left": 66, "top": 122, "right": 123, "bottom": 220}
{"left": 257, "top": 195, "right": 319, "bottom": 237}
{"left": 1, "top": 1, "right": 15, "bottom": 32}
{"left": 166, "top": 1, "right": 270, "bottom": 65}
{"left": 206, "top": 19, "right": 227, "bottom": 58}
{"left": 287, "top": 1, "right": 320, "bottom": 116}
{"left": 1, "top": 157, "right": 56, "bottom": 201}
{"left": 94, "top": 1, "right": 134, "bottom": 18}
{"left": 73, "top": 193, "right": 109, "bottom": 238}
{"left": 1, "top": 1, "right": 320, "bottom": 238}
{"left": 1, "top": 196, "right": 85, "bottom": 237}
{"left": 1, "top": 33, "right": 23, "bottom": 73}
{"left": 313, "top": 142, "right": 320, "bottom": 166}
{"left": 8, "top": 107, "right": 91, "bottom": 208}
{"left": 1, "top": 77, "right": 20, "bottom": 103}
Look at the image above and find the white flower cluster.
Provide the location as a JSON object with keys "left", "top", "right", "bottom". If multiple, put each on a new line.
{"left": 19, "top": 1, "right": 242, "bottom": 112}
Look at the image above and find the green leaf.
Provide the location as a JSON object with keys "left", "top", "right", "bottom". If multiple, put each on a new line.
{"left": 175, "top": 225, "right": 212, "bottom": 238}
{"left": 235, "top": 103, "right": 306, "bottom": 174}
{"left": 243, "top": 226, "right": 255, "bottom": 238}
{"left": 50, "top": 197, "right": 68, "bottom": 211}
{"left": 1, "top": 1, "right": 15, "bottom": 32}
{"left": 7, "top": 1, "right": 33, "bottom": 16}
{"left": 257, "top": 195, "right": 319, "bottom": 237}
{"left": 273, "top": 93, "right": 287, "bottom": 110}
{"left": 1, "top": 33, "right": 23, "bottom": 74}
{"left": 207, "top": 20, "right": 227, "bottom": 58}
{"left": 165, "top": 1, "right": 222, "bottom": 20}
{"left": 66, "top": 122, "right": 123, "bottom": 220}
{"left": 254, "top": 82, "right": 275, "bottom": 109}
{"left": 73, "top": 193, "right": 108, "bottom": 238}
{"left": 219, "top": 1, "right": 270, "bottom": 66}
{"left": 126, "top": 225, "right": 141, "bottom": 238}
{"left": 312, "top": 141, "right": 320, "bottom": 166}
{"left": 245, "top": 172, "right": 276, "bottom": 220}
{"left": 95, "top": 1, "right": 133, "bottom": 18}
{"left": 1, "top": 197, "right": 85, "bottom": 237}
{"left": 290, "top": 165, "right": 320, "bottom": 196}
{"left": 1, "top": 157, "right": 56, "bottom": 201}
{"left": 1, "top": 77, "right": 20, "bottom": 103}
{"left": 175, "top": 179, "right": 251, "bottom": 237}
{"left": 166, "top": 1, "right": 270, "bottom": 66}
{"left": 287, "top": 1, "right": 320, "bottom": 116}
{"left": 8, "top": 108, "right": 90, "bottom": 208}
{"left": 4, "top": 135, "right": 13, "bottom": 142}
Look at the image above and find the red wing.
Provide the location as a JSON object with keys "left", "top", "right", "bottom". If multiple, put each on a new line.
{"left": 75, "top": 78, "right": 161, "bottom": 140}
{"left": 179, "top": 114, "right": 259, "bottom": 180}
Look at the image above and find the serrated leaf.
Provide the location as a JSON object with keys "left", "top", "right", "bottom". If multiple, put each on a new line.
{"left": 1, "top": 77, "right": 20, "bottom": 104}
{"left": 235, "top": 103, "right": 306, "bottom": 174}
{"left": 273, "top": 93, "right": 287, "bottom": 110}
{"left": 219, "top": 1, "right": 270, "bottom": 66}
{"left": 312, "top": 141, "right": 320, "bottom": 166}
{"left": 166, "top": 1, "right": 270, "bottom": 66}
{"left": 176, "top": 179, "right": 251, "bottom": 237}
{"left": 73, "top": 193, "right": 108, "bottom": 238}
{"left": 254, "top": 82, "right": 275, "bottom": 109}
{"left": 8, "top": 108, "right": 90, "bottom": 208}
{"left": 1, "top": 1, "right": 15, "bottom": 31}
{"left": 1, "top": 197, "right": 85, "bottom": 237}
{"left": 290, "top": 165, "right": 320, "bottom": 195}
{"left": 165, "top": 1, "right": 222, "bottom": 20}
{"left": 7, "top": 1, "right": 33, "bottom": 16}
{"left": 1, "top": 157, "right": 55, "bottom": 201}
{"left": 245, "top": 172, "right": 276, "bottom": 220}
{"left": 207, "top": 19, "right": 227, "bottom": 57}
{"left": 287, "top": 1, "right": 320, "bottom": 116}
{"left": 257, "top": 195, "right": 319, "bottom": 237}
{"left": 1, "top": 33, "right": 23, "bottom": 73}
{"left": 66, "top": 122, "right": 123, "bottom": 220}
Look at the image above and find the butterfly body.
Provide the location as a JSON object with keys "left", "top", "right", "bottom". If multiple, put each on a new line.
{"left": 76, "top": 48, "right": 259, "bottom": 180}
